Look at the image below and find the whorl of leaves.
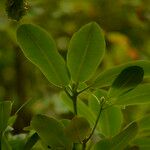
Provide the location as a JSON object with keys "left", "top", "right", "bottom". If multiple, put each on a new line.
{"left": 5, "top": 0, "right": 29, "bottom": 21}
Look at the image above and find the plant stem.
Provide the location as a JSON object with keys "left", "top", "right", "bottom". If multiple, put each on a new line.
{"left": 82, "top": 98, "right": 105, "bottom": 150}
{"left": 65, "top": 85, "right": 78, "bottom": 115}
{"left": 73, "top": 96, "right": 77, "bottom": 115}
{"left": 82, "top": 142, "right": 86, "bottom": 150}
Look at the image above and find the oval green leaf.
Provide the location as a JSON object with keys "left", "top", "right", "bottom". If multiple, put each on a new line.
{"left": 31, "top": 114, "right": 72, "bottom": 150}
{"left": 65, "top": 116, "right": 91, "bottom": 143}
{"left": 17, "top": 24, "right": 70, "bottom": 87}
{"left": 115, "top": 84, "right": 150, "bottom": 106}
{"left": 92, "top": 60, "right": 150, "bottom": 88}
{"left": 67, "top": 22, "right": 105, "bottom": 83}
{"left": 108, "top": 66, "right": 144, "bottom": 98}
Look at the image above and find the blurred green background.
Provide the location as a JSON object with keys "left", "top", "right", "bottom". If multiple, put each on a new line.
{"left": 0, "top": 0, "right": 150, "bottom": 134}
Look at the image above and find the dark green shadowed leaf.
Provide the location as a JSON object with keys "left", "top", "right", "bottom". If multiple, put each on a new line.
{"left": 65, "top": 116, "right": 91, "bottom": 143}
{"left": 31, "top": 115, "right": 72, "bottom": 150}
{"left": 108, "top": 66, "right": 144, "bottom": 98}
{"left": 115, "top": 84, "right": 150, "bottom": 106}
{"left": 17, "top": 24, "right": 70, "bottom": 87}
{"left": 92, "top": 60, "right": 150, "bottom": 88}
{"left": 67, "top": 22, "right": 105, "bottom": 83}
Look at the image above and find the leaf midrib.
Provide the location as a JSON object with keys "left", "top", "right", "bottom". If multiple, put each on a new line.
{"left": 24, "top": 27, "right": 63, "bottom": 86}
{"left": 75, "top": 23, "right": 94, "bottom": 82}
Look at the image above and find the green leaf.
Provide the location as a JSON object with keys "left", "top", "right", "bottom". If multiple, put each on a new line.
{"left": 67, "top": 22, "right": 105, "bottom": 83}
{"left": 92, "top": 139, "right": 111, "bottom": 150}
{"left": 31, "top": 114, "right": 72, "bottom": 150}
{"left": 115, "top": 84, "right": 150, "bottom": 106}
{"left": 100, "top": 106, "right": 123, "bottom": 137}
{"left": 138, "top": 114, "right": 150, "bottom": 131}
{"left": 0, "top": 101, "right": 12, "bottom": 135}
{"left": 108, "top": 66, "right": 144, "bottom": 98}
{"left": 89, "top": 90, "right": 123, "bottom": 137}
{"left": 133, "top": 137, "right": 150, "bottom": 146}
{"left": 94, "top": 122, "right": 138, "bottom": 150}
{"left": 17, "top": 24, "right": 70, "bottom": 87}
{"left": 65, "top": 116, "right": 91, "bottom": 143}
{"left": 60, "top": 92, "right": 97, "bottom": 128}
{"left": 92, "top": 60, "right": 150, "bottom": 88}
{"left": 111, "top": 122, "right": 138, "bottom": 150}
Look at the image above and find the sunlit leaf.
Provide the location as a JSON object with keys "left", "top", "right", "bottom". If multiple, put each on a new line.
{"left": 17, "top": 24, "right": 70, "bottom": 87}
{"left": 67, "top": 22, "right": 105, "bottom": 83}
